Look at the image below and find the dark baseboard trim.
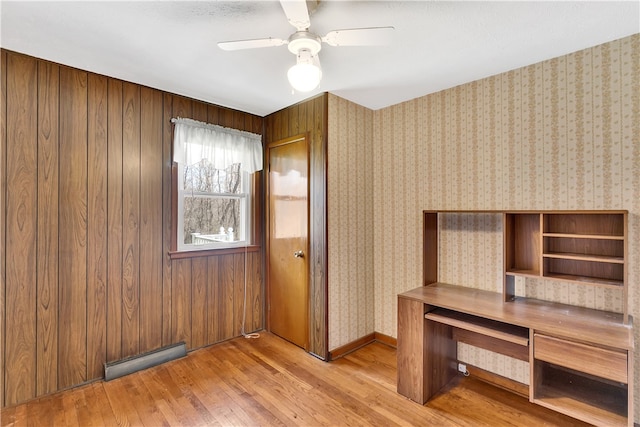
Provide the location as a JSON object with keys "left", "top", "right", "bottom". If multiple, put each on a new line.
{"left": 374, "top": 332, "right": 397, "bottom": 348}
{"left": 328, "top": 332, "right": 397, "bottom": 361}
{"left": 329, "top": 333, "right": 375, "bottom": 360}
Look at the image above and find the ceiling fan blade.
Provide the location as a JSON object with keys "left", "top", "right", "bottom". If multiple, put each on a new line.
{"left": 280, "top": 0, "right": 310, "bottom": 30}
{"left": 218, "top": 37, "right": 286, "bottom": 51}
{"left": 322, "top": 26, "right": 395, "bottom": 47}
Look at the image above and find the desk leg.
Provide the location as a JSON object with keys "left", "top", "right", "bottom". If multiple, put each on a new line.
{"left": 397, "top": 297, "right": 456, "bottom": 404}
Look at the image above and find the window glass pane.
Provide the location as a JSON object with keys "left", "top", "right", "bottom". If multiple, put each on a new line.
{"left": 183, "top": 160, "right": 241, "bottom": 194}
{"left": 182, "top": 196, "right": 242, "bottom": 245}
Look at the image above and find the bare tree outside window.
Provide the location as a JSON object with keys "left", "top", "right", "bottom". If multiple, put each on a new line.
{"left": 182, "top": 160, "right": 242, "bottom": 244}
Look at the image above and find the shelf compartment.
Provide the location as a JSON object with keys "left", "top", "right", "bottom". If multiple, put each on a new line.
{"left": 533, "top": 361, "right": 628, "bottom": 427}
{"left": 543, "top": 235, "right": 623, "bottom": 260}
{"left": 543, "top": 213, "right": 624, "bottom": 237}
{"left": 426, "top": 308, "right": 530, "bottom": 362}
{"left": 505, "top": 213, "right": 540, "bottom": 275}
{"left": 543, "top": 258, "right": 624, "bottom": 287}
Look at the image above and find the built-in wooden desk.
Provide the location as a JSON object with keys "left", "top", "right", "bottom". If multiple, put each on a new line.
{"left": 397, "top": 282, "right": 634, "bottom": 427}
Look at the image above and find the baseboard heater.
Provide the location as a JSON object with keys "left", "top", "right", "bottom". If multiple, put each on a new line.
{"left": 104, "top": 341, "right": 187, "bottom": 381}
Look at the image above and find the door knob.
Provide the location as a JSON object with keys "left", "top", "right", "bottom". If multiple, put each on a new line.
{"left": 293, "top": 250, "right": 304, "bottom": 258}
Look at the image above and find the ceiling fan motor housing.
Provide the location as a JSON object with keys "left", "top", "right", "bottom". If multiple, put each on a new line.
{"left": 288, "top": 31, "right": 322, "bottom": 55}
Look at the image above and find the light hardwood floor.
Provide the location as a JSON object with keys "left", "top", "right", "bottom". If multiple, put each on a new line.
{"left": 1, "top": 332, "right": 588, "bottom": 426}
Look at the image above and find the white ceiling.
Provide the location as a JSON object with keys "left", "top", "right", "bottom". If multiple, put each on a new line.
{"left": 1, "top": 1, "right": 639, "bottom": 117}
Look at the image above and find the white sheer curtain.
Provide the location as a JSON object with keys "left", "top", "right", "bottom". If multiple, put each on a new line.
{"left": 172, "top": 117, "right": 263, "bottom": 173}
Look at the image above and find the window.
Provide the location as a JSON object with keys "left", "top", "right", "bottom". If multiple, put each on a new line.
{"left": 178, "top": 160, "right": 249, "bottom": 250}
{"left": 171, "top": 117, "right": 262, "bottom": 252}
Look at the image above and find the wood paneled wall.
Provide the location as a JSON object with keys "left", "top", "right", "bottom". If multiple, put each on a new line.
{"left": 265, "top": 94, "right": 328, "bottom": 360}
{"left": 0, "top": 50, "right": 264, "bottom": 407}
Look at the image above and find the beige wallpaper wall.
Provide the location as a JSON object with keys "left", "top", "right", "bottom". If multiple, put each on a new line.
{"left": 328, "top": 33, "right": 639, "bottom": 422}
{"left": 327, "top": 95, "right": 374, "bottom": 350}
{"left": 373, "top": 33, "right": 639, "bottom": 421}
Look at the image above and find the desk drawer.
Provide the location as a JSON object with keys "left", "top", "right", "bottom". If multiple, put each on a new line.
{"left": 533, "top": 334, "right": 627, "bottom": 383}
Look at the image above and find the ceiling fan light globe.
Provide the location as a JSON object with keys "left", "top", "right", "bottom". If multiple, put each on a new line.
{"left": 287, "top": 63, "right": 322, "bottom": 92}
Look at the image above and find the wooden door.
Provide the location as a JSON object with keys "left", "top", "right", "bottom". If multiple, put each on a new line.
{"left": 267, "top": 135, "right": 309, "bottom": 350}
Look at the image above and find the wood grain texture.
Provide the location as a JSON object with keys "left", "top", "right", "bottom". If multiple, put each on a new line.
{"left": 505, "top": 213, "right": 541, "bottom": 273}
{"left": 544, "top": 213, "right": 625, "bottom": 235}
{"left": 452, "top": 328, "right": 529, "bottom": 361}
{"left": 1, "top": 50, "right": 265, "bottom": 407}
{"left": 167, "top": 98, "right": 266, "bottom": 348}
{"left": 121, "top": 82, "right": 141, "bottom": 358}
{"left": 308, "top": 96, "right": 328, "bottom": 360}
{"left": 397, "top": 298, "right": 431, "bottom": 403}
{"left": 0, "top": 48, "right": 6, "bottom": 410}
{"left": 329, "top": 333, "right": 376, "bottom": 360}
{"left": 36, "top": 59, "right": 60, "bottom": 395}
{"left": 171, "top": 96, "right": 193, "bottom": 348}
{"left": 424, "top": 212, "right": 438, "bottom": 284}
{"left": 139, "top": 87, "right": 163, "bottom": 353}
{"left": 466, "top": 364, "right": 530, "bottom": 397}
{"left": 187, "top": 101, "right": 210, "bottom": 346}
{"left": 58, "top": 65, "right": 88, "bottom": 389}
{"left": 86, "top": 72, "right": 108, "bottom": 381}
{"left": 224, "top": 107, "right": 235, "bottom": 129}
{"left": 426, "top": 309, "right": 530, "bottom": 346}
{"left": 192, "top": 99, "right": 208, "bottom": 123}
{"left": 161, "top": 92, "right": 173, "bottom": 346}
{"left": 400, "top": 281, "right": 633, "bottom": 425}
{"left": 218, "top": 254, "right": 235, "bottom": 341}
{"left": 424, "top": 319, "right": 457, "bottom": 398}
{"left": 206, "top": 256, "right": 220, "bottom": 343}
{"left": 0, "top": 333, "right": 589, "bottom": 427}
{"left": 244, "top": 251, "right": 258, "bottom": 333}
{"left": 267, "top": 136, "right": 310, "bottom": 349}
{"left": 250, "top": 251, "right": 263, "bottom": 332}
{"left": 191, "top": 257, "right": 208, "bottom": 348}
{"left": 172, "top": 95, "right": 192, "bottom": 120}
{"left": 265, "top": 94, "right": 328, "bottom": 359}
{"left": 532, "top": 361, "right": 628, "bottom": 427}
{"left": 374, "top": 332, "right": 397, "bottom": 348}
{"left": 171, "top": 258, "right": 192, "bottom": 347}
{"left": 401, "top": 283, "right": 633, "bottom": 350}
{"left": 233, "top": 253, "right": 245, "bottom": 337}
{"left": 4, "top": 52, "right": 38, "bottom": 406}
{"left": 106, "top": 77, "right": 123, "bottom": 362}
{"left": 534, "top": 333, "right": 628, "bottom": 383}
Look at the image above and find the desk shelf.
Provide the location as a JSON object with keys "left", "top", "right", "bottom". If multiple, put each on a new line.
{"left": 503, "top": 211, "right": 628, "bottom": 319}
{"left": 533, "top": 361, "right": 628, "bottom": 427}
{"left": 425, "top": 309, "right": 529, "bottom": 346}
{"left": 398, "top": 283, "right": 634, "bottom": 427}
{"left": 398, "top": 210, "right": 633, "bottom": 427}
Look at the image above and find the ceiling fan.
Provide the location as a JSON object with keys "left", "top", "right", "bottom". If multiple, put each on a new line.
{"left": 217, "top": 0, "right": 394, "bottom": 92}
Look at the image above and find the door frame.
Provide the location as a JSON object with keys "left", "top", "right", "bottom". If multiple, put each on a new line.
{"left": 264, "top": 95, "right": 329, "bottom": 360}
{"left": 265, "top": 134, "right": 311, "bottom": 344}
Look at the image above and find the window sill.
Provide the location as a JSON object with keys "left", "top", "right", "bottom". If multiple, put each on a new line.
{"left": 169, "top": 245, "right": 260, "bottom": 260}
